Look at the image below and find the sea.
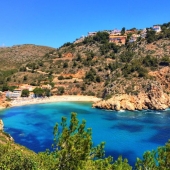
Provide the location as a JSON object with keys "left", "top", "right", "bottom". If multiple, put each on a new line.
{"left": 0, "top": 101, "right": 170, "bottom": 166}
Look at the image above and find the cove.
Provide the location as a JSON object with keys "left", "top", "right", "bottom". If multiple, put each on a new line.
{"left": 0, "top": 102, "right": 170, "bottom": 166}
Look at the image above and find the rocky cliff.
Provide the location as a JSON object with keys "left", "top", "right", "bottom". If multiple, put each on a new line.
{"left": 93, "top": 82, "right": 170, "bottom": 111}
{"left": 0, "top": 92, "right": 11, "bottom": 109}
{"left": 0, "top": 120, "right": 4, "bottom": 131}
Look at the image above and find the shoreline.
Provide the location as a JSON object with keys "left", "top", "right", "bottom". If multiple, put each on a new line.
{"left": 10, "top": 95, "right": 102, "bottom": 108}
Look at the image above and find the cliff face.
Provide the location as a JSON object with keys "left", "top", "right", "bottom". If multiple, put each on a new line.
{"left": 0, "top": 120, "right": 4, "bottom": 131}
{"left": 0, "top": 92, "right": 11, "bottom": 109}
{"left": 93, "top": 82, "right": 170, "bottom": 111}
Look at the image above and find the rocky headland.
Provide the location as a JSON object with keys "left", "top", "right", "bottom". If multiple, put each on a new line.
{"left": 93, "top": 82, "right": 170, "bottom": 111}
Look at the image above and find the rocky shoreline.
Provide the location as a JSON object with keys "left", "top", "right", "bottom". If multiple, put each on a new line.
{"left": 1, "top": 84, "right": 170, "bottom": 111}
{"left": 93, "top": 83, "right": 170, "bottom": 111}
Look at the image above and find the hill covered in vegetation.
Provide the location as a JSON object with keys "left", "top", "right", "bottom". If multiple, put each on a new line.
{"left": 0, "top": 22, "right": 170, "bottom": 110}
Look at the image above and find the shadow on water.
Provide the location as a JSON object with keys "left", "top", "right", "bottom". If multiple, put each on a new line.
{"left": 102, "top": 116, "right": 118, "bottom": 121}
{"left": 112, "top": 123, "right": 144, "bottom": 133}
{"left": 142, "top": 126, "right": 170, "bottom": 145}
{"left": 5, "top": 128, "right": 53, "bottom": 153}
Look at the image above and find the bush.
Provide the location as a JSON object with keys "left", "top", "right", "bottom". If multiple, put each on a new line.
{"left": 58, "top": 75, "right": 64, "bottom": 80}
{"left": 21, "top": 89, "right": 30, "bottom": 97}
{"left": 63, "top": 62, "right": 68, "bottom": 68}
{"left": 159, "top": 56, "right": 170, "bottom": 66}
{"left": 96, "top": 75, "right": 101, "bottom": 82}
{"left": 138, "top": 67, "right": 148, "bottom": 77}
{"left": 120, "top": 52, "right": 134, "bottom": 62}
{"left": 142, "top": 55, "right": 158, "bottom": 67}
{"left": 57, "top": 86, "right": 65, "bottom": 95}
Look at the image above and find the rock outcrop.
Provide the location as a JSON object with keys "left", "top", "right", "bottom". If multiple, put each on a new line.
{"left": 0, "top": 101, "right": 11, "bottom": 109}
{"left": 93, "top": 82, "right": 170, "bottom": 111}
{"left": 0, "top": 92, "right": 11, "bottom": 109}
{"left": 0, "top": 120, "right": 4, "bottom": 131}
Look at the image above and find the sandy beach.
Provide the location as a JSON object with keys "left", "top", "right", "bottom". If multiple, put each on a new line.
{"left": 11, "top": 95, "right": 102, "bottom": 107}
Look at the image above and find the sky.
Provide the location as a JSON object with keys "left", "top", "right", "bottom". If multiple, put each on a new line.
{"left": 0, "top": 0, "right": 170, "bottom": 48}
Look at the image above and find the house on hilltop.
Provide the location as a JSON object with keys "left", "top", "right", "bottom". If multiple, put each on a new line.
{"left": 109, "top": 34, "right": 127, "bottom": 45}
{"left": 140, "top": 28, "right": 147, "bottom": 38}
{"left": 152, "top": 25, "right": 161, "bottom": 33}
{"left": 110, "top": 29, "right": 121, "bottom": 35}
{"left": 125, "top": 29, "right": 137, "bottom": 35}
{"left": 88, "top": 32, "right": 97, "bottom": 36}
{"left": 129, "top": 34, "right": 140, "bottom": 43}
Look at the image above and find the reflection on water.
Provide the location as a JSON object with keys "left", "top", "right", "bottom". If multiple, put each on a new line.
{"left": 0, "top": 102, "right": 170, "bottom": 166}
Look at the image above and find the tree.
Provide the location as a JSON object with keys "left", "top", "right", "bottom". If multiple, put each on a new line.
{"left": 76, "top": 53, "right": 82, "bottom": 62}
{"left": 96, "top": 75, "right": 101, "bottom": 82}
{"left": 33, "top": 87, "right": 44, "bottom": 97}
{"left": 21, "top": 89, "right": 30, "bottom": 97}
{"left": 142, "top": 55, "right": 158, "bottom": 67}
{"left": 121, "top": 27, "right": 126, "bottom": 35}
{"left": 52, "top": 112, "right": 111, "bottom": 169}
{"left": 2, "top": 84, "right": 9, "bottom": 91}
{"left": 44, "top": 88, "right": 51, "bottom": 97}
{"left": 81, "top": 83, "right": 86, "bottom": 91}
{"left": 93, "top": 31, "right": 109, "bottom": 44}
{"left": 146, "top": 29, "right": 157, "bottom": 43}
{"left": 57, "top": 86, "right": 65, "bottom": 95}
{"left": 120, "top": 51, "right": 134, "bottom": 62}
{"left": 135, "top": 140, "right": 170, "bottom": 170}
{"left": 23, "top": 75, "right": 27, "bottom": 81}
{"left": 58, "top": 75, "right": 64, "bottom": 80}
{"left": 49, "top": 112, "right": 132, "bottom": 170}
{"left": 19, "top": 67, "right": 26, "bottom": 72}
{"left": 63, "top": 62, "right": 68, "bottom": 68}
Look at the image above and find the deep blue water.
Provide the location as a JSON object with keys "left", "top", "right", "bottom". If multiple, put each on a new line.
{"left": 0, "top": 102, "right": 170, "bottom": 166}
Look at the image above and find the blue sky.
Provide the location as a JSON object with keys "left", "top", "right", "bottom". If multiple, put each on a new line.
{"left": 0, "top": 0, "right": 170, "bottom": 48}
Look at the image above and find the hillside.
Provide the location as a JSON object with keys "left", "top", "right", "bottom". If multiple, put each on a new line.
{"left": 0, "top": 22, "right": 170, "bottom": 110}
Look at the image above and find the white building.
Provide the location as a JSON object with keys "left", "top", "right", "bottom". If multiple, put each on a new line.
{"left": 152, "top": 25, "right": 161, "bottom": 33}
{"left": 110, "top": 29, "right": 121, "bottom": 35}
{"left": 88, "top": 32, "right": 97, "bottom": 36}
{"left": 6, "top": 89, "right": 22, "bottom": 99}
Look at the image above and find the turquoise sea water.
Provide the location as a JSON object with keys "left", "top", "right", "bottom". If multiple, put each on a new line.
{"left": 0, "top": 102, "right": 170, "bottom": 166}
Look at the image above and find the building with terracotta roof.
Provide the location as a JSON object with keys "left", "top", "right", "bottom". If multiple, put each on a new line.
{"left": 109, "top": 35, "right": 127, "bottom": 45}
